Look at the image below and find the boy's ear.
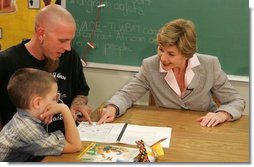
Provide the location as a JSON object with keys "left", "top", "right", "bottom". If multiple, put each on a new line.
{"left": 30, "top": 96, "right": 42, "bottom": 110}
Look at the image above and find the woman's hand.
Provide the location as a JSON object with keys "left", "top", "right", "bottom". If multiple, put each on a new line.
{"left": 97, "top": 105, "right": 117, "bottom": 124}
{"left": 197, "top": 111, "right": 232, "bottom": 127}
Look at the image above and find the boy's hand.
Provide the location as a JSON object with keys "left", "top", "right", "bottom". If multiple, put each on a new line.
{"left": 39, "top": 103, "right": 70, "bottom": 124}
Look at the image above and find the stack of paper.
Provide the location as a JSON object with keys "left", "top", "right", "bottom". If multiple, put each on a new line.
{"left": 77, "top": 122, "right": 172, "bottom": 148}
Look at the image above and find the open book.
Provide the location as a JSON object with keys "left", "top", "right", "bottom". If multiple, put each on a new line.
{"left": 78, "top": 142, "right": 139, "bottom": 162}
{"left": 77, "top": 122, "right": 172, "bottom": 148}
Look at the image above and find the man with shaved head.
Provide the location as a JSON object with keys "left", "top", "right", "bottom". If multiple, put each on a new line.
{"left": 0, "top": 4, "right": 92, "bottom": 133}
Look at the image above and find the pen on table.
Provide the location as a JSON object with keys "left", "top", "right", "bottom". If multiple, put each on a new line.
{"left": 116, "top": 122, "right": 128, "bottom": 143}
{"left": 150, "top": 137, "right": 168, "bottom": 147}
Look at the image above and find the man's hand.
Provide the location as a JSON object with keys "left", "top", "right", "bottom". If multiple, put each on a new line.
{"left": 70, "top": 104, "right": 92, "bottom": 124}
{"left": 197, "top": 111, "right": 232, "bottom": 127}
{"left": 70, "top": 95, "right": 92, "bottom": 124}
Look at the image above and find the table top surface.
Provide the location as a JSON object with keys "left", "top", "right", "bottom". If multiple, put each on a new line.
{"left": 42, "top": 105, "right": 249, "bottom": 162}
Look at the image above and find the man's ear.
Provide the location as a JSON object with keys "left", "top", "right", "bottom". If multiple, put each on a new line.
{"left": 36, "top": 25, "right": 45, "bottom": 42}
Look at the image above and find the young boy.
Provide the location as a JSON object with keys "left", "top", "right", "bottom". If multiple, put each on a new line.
{"left": 0, "top": 68, "right": 82, "bottom": 161}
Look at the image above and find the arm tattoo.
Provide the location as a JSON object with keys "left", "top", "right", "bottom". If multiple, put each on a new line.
{"left": 71, "top": 95, "right": 88, "bottom": 106}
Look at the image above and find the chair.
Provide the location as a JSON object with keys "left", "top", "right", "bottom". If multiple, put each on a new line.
{"left": 149, "top": 92, "right": 156, "bottom": 106}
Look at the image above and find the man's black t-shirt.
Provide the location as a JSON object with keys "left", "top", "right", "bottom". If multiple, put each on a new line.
{"left": 0, "top": 40, "right": 90, "bottom": 132}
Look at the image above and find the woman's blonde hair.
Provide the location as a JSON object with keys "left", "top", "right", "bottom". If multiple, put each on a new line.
{"left": 156, "top": 18, "right": 197, "bottom": 58}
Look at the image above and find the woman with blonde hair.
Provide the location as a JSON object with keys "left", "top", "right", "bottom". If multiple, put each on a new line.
{"left": 97, "top": 18, "right": 245, "bottom": 127}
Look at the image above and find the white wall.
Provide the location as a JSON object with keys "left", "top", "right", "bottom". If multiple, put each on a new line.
{"left": 84, "top": 67, "right": 249, "bottom": 115}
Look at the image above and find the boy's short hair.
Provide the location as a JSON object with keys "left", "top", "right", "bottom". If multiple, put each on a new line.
{"left": 7, "top": 68, "right": 57, "bottom": 109}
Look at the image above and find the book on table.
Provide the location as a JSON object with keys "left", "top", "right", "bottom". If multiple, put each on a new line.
{"left": 78, "top": 142, "right": 139, "bottom": 162}
{"left": 77, "top": 122, "right": 172, "bottom": 148}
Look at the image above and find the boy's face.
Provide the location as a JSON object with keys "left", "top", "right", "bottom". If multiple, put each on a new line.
{"left": 40, "top": 83, "right": 58, "bottom": 113}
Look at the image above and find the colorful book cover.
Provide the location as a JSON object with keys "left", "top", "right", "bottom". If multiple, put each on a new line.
{"left": 78, "top": 143, "right": 139, "bottom": 162}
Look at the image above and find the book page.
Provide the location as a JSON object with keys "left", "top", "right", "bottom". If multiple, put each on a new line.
{"left": 77, "top": 122, "right": 124, "bottom": 143}
{"left": 120, "top": 124, "right": 172, "bottom": 148}
{"left": 77, "top": 122, "right": 172, "bottom": 148}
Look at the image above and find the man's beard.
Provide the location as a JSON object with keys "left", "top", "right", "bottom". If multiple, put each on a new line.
{"left": 43, "top": 58, "right": 59, "bottom": 72}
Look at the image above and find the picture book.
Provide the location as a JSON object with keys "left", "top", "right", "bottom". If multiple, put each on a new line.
{"left": 78, "top": 142, "right": 139, "bottom": 162}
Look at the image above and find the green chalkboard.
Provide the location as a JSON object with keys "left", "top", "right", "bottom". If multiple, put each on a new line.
{"left": 67, "top": 0, "right": 249, "bottom": 76}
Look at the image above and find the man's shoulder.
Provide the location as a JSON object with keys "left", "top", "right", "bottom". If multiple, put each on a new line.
{"left": 0, "top": 43, "right": 23, "bottom": 60}
{"left": 61, "top": 48, "right": 79, "bottom": 58}
{"left": 1, "top": 42, "right": 23, "bottom": 53}
{"left": 60, "top": 49, "right": 81, "bottom": 64}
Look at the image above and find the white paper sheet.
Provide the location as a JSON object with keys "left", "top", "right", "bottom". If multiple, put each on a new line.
{"left": 77, "top": 122, "right": 172, "bottom": 148}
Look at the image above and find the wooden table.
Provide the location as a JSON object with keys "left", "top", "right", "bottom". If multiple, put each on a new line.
{"left": 42, "top": 105, "right": 249, "bottom": 162}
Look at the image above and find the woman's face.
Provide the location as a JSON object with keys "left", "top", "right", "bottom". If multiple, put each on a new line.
{"left": 157, "top": 45, "right": 187, "bottom": 71}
